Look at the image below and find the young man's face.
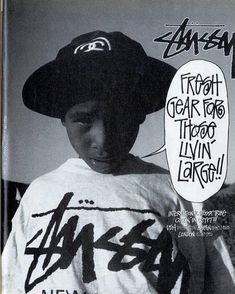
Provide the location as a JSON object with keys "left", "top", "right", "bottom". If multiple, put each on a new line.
{"left": 62, "top": 100, "right": 144, "bottom": 173}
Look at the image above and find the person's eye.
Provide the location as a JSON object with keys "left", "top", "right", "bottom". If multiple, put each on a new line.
{"left": 72, "top": 115, "right": 92, "bottom": 125}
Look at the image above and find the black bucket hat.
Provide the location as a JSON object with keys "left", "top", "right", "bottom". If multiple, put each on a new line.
{"left": 23, "top": 31, "right": 176, "bottom": 118}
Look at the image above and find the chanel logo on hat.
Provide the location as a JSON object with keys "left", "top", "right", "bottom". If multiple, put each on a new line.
{"left": 74, "top": 37, "right": 112, "bottom": 54}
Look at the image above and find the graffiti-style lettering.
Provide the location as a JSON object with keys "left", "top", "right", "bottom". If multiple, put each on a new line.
{"left": 153, "top": 18, "right": 235, "bottom": 78}
{"left": 25, "top": 193, "right": 190, "bottom": 293}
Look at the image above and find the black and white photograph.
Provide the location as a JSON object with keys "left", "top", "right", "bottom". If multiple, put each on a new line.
{"left": 1, "top": 1, "right": 235, "bottom": 293}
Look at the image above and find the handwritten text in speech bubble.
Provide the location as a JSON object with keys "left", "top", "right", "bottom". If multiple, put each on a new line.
{"left": 165, "top": 60, "right": 228, "bottom": 202}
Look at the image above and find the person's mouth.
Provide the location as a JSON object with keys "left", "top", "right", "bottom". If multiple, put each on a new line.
{"left": 88, "top": 156, "right": 121, "bottom": 173}
{"left": 91, "top": 156, "right": 117, "bottom": 163}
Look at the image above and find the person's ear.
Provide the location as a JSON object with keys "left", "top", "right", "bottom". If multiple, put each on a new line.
{"left": 139, "top": 113, "right": 146, "bottom": 124}
{"left": 133, "top": 101, "right": 146, "bottom": 124}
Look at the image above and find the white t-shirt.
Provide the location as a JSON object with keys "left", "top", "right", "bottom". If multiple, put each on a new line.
{"left": 2, "top": 156, "right": 235, "bottom": 294}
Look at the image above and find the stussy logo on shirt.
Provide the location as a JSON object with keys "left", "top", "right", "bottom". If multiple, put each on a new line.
{"left": 24, "top": 192, "right": 190, "bottom": 293}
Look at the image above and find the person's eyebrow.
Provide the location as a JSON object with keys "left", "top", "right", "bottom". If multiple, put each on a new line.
{"left": 68, "top": 108, "right": 97, "bottom": 119}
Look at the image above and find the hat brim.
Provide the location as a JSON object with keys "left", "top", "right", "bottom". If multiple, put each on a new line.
{"left": 22, "top": 54, "right": 176, "bottom": 118}
{"left": 139, "top": 57, "right": 176, "bottom": 113}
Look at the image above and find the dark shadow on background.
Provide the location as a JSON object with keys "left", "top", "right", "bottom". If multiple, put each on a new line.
{"left": 1, "top": 179, "right": 29, "bottom": 251}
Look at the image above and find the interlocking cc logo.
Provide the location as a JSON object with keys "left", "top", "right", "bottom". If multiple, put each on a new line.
{"left": 74, "top": 37, "right": 111, "bottom": 54}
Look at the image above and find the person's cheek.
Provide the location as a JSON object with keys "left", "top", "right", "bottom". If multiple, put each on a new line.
{"left": 66, "top": 125, "right": 85, "bottom": 152}
{"left": 75, "top": 128, "right": 92, "bottom": 156}
{"left": 117, "top": 129, "right": 133, "bottom": 151}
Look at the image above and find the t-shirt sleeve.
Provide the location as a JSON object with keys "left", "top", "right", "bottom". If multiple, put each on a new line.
{"left": 2, "top": 187, "right": 32, "bottom": 293}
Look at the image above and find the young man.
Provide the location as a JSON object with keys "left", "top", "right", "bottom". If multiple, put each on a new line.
{"left": 2, "top": 31, "right": 235, "bottom": 293}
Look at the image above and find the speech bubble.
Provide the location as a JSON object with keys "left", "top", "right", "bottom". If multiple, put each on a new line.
{"left": 142, "top": 144, "right": 166, "bottom": 158}
{"left": 164, "top": 60, "right": 228, "bottom": 202}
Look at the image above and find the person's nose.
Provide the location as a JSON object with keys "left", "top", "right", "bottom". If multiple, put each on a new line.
{"left": 90, "top": 120, "right": 114, "bottom": 154}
